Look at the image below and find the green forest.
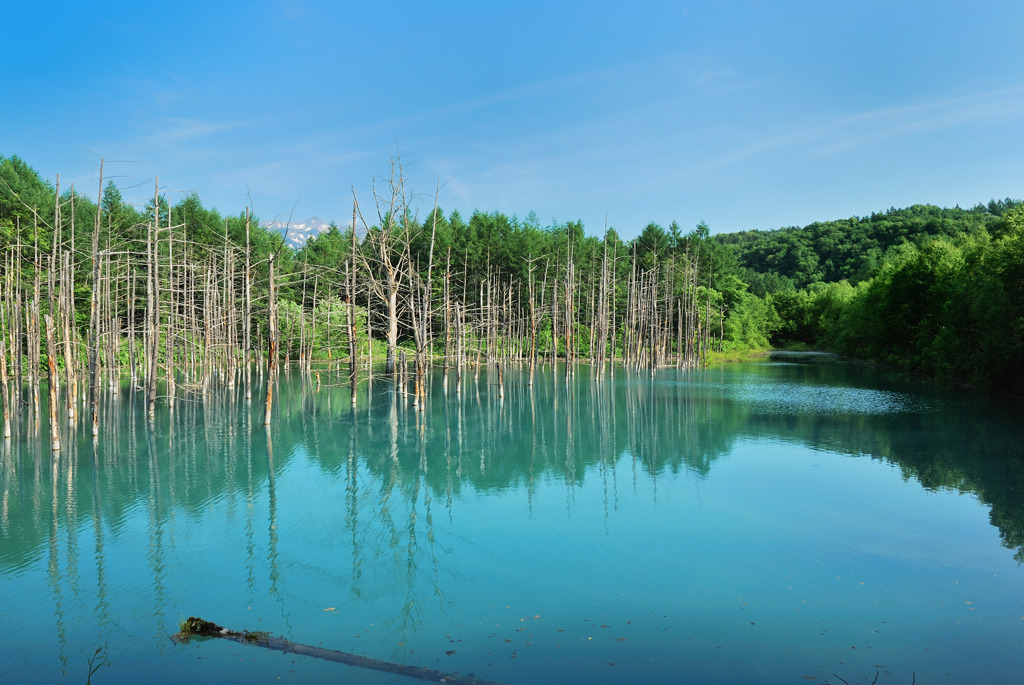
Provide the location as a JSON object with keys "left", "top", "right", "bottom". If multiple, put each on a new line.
{"left": 1, "top": 153, "right": 1022, "bottom": 426}
{"left": 718, "top": 201, "right": 1024, "bottom": 393}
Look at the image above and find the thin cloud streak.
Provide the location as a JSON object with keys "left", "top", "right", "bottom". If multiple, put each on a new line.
{"left": 675, "top": 84, "right": 1024, "bottom": 180}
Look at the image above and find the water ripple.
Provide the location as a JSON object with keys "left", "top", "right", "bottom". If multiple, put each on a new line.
{"left": 727, "top": 381, "right": 928, "bottom": 415}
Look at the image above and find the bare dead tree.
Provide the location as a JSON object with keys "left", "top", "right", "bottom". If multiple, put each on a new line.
{"left": 145, "top": 176, "right": 159, "bottom": 421}
{"left": 263, "top": 216, "right": 292, "bottom": 426}
{"left": 354, "top": 156, "right": 413, "bottom": 376}
{"left": 0, "top": 305, "right": 10, "bottom": 440}
{"left": 347, "top": 200, "right": 358, "bottom": 405}
{"left": 244, "top": 207, "right": 253, "bottom": 401}
{"left": 44, "top": 313, "right": 60, "bottom": 451}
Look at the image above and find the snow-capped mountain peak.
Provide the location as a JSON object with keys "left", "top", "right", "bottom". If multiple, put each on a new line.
{"left": 261, "top": 216, "right": 332, "bottom": 249}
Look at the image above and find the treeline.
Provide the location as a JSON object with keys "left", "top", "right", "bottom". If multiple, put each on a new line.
{"left": 3, "top": 151, "right": 1021, "bottom": 418}
{"left": 717, "top": 201, "right": 1015, "bottom": 291}
{"left": 299, "top": 209, "right": 777, "bottom": 365}
{"left": 718, "top": 199, "right": 1024, "bottom": 393}
{"left": 1, "top": 154, "right": 773, "bottom": 437}
{"left": 770, "top": 208, "right": 1024, "bottom": 393}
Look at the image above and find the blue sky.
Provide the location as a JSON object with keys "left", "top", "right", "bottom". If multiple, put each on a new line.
{"left": 4, "top": 0, "right": 1023, "bottom": 238}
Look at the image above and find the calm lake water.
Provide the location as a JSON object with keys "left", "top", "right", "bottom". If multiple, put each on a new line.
{"left": 2, "top": 355, "right": 1023, "bottom": 684}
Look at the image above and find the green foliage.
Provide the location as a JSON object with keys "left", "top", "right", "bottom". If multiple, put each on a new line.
{"left": 780, "top": 227, "right": 1024, "bottom": 393}
{"left": 718, "top": 202, "right": 1012, "bottom": 288}
{"left": 101, "top": 181, "right": 143, "bottom": 233}
{"left": 723, "top": 291, "right": 780, "bottom": 351}
{"left": 729, "top": 198, "right": 1023, "bottom": 393}
{"left": 741, "top": 267, "right": 796, "bottom": 297}
{"left": 0, "top": 155, "right": 55, "bottom": 232}
{"left": 799, "top": 280, "right": 857, "bottom": 349}
{"left": 175, "top": 192, "right": 226, "bottom": 252}
{"left": 295, "top": 222, "right": 351, "bottom": 296}
{"left": 4, "top": 154, "right": 1019, "bottom": 392}
{"left": 277, "top": 296, "right": 367, "bottom": 360}
{"left": 634, "top": 222, "right": 669, "bottom": 270}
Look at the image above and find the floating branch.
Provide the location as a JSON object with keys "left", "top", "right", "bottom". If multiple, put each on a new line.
{"left": 173, "top": 617, "right": 503, "bottom": 685}
{"left": 824, "top": 672, "right": 916, "bottom": 685}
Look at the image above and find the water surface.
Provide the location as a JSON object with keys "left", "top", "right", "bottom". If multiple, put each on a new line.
{"left": 2, "top": 356, "right": 1023, "bottom": 684}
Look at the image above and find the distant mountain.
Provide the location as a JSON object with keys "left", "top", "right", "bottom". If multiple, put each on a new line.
{"left": 261, "top": 216, "right": 332, "bottom": 249}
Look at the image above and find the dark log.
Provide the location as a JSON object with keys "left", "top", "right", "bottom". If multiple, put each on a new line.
{"left": 173, "top": 617, "right": 503, "bottom": 685}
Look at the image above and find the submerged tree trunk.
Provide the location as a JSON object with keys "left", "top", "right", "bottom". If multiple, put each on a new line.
{"left": 243, "top": 208, "right": 253, "bottom": 400}
{"left": 264, "top": 252, "right": 278, "bottom": 426}
{"left": 44, "top": 314, "right": 60, "bottom": 451}
{"left": 0, "top": 304, "right": 10, "bottom": 440}
{"left": 347, "top": 202, "right": 358, "bottom": 404}
{"left": 146, "top": 177, "right": 159, "bottom": 421}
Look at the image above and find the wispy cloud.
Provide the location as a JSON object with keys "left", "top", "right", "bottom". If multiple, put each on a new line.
{"left": 809, "top": 85, "right": 1024, "bottom": 156}
{"left": 676, "top": 83, "right": 1024, "bottom": 179}
{"left": 149, "top": 118, "right": 252, "bottom": 146}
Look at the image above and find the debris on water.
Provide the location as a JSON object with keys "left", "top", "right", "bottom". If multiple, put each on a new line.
{"left": 172, "top": 616, "right": 505, "bottom": 685}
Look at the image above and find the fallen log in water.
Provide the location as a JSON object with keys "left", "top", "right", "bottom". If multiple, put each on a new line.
{"left": 172, "top": 617, "right": 504, "bottom": 685}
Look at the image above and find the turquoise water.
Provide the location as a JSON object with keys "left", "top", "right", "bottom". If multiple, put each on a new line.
{"left": 2, "top": 355, "right": 1023, "bottom": 684}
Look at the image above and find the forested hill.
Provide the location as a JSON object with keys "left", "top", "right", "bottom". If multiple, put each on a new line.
{"left": 715, "top": 201, "right": 1019, "bottom": 292}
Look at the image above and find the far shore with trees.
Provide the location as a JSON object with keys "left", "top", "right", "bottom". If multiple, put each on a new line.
{"left": 1, "top": 152, "right": 1021, "bottom": 441}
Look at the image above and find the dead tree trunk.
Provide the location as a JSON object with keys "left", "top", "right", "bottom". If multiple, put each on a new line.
{"left": 443, "top": 248, "right": 451, "bottom": 390}
{"left": 244, "top": 208, "right": 253, "bottom": 400}
{"left": 264, "top": 251, "right": 278, "bottom": 426}
{"left": 354, "top": 158, "right": 412, "bottom": 377}
{"left": 63, "top": 186, "right": 78, "bottom": 416}
{"left": 412, "top": 184, "right": 439, "bottom": 409}
{"left": 87, "top": 167, "right": 105, "bottom": 423}
{"left": 348, "top": 202, "right": 358, "bottom": 405}
{"left": 0, "top": 304, "right": 11, "bottom": 440}
{"left": 527, "top": 254, "right": 537, "bottom": 387}
{"left": 146, "top": 177, "right": 159, "bottom": 421}
{"left": 28, "top": 215, "right": 43, "bottom": 425}
{"left": 44, "top": 314, "right": 60, "bottom": 451}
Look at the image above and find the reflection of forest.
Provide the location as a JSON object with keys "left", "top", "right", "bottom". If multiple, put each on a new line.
{"left": 733, "top": 357, "right": 1024, "bottom": 560}
{"left": 289, "top": 362, "right": 1024, "bottom": 565}
{"left": 2, "top": 359, "right": 1023, "bottom": 579}
{"left": 0, "top": 385, "right": 273, "bottom": 574}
